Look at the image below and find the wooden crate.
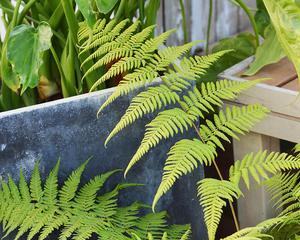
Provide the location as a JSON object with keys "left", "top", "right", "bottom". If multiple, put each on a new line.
{"left": 219, "top": 57, "right": 300, "bottom": 228}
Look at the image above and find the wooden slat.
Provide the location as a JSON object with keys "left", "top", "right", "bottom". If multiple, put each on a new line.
{"left": 215, "top": 1, "right": 239, "bottom": 40}
{"left": 243, "top": 58, "right": 297, "bottom": 87}
{"left": 282, "top": 78, "right": 299, "bottom": 91}
{"left": 238, "top": 0, "right": 256, "bottom": 31}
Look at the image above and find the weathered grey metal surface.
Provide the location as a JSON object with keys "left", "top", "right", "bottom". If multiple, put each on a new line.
{"left": 0, "top": 87, "right": 207, "bottom": 239}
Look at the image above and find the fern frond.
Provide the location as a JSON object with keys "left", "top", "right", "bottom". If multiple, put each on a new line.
{"left": 124, "top": 108, "right": 197, "bottom": 177}
{"left": 184, "top": 79, "right": 262, "bottom": 119}
{"left": 200, "top": 104, "right": 269, "bottom": 150}
{"left": 79, "top": 19, "right": 128, "bottom": 54}
{"left": 104, "top": 85, "right": 180, "bottom": 145}
{"left": 163, "top": 50, "right": 231, "bottom": 90}
{"left": 0, "top": 160, "right": 187, "bottom": 240}
{"left": 198, "top": 179, "right": 241, "bottom": 240}
{"left": 78, "top": 19, "right": 107, "bottom": 43}
{"left": 81, "top": 23, "right": 154, "bottom": 73}
{"left": 152, "top": 139, "right": 217, "bottom": 210}
{"left": 230, "top": 151, "right": 300, "bottom": 189}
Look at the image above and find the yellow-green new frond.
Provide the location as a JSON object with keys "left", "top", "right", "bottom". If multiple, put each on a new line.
{"left": 79, "top": 19, "right": 128, "bottom": 54}
{"left": 198, "top": 179, "right": 241, "bottom": 240}
{"left": 125, "top": 108, "right": 197, "bottom": 177}
{"left": 153, "top": 139, "right": 216, "bottom": 210}
{"left": 96, "top": 42, "right": 198, "bottom": 110}
{"left": 200, "top": 104, "right": 269, "bottom": 150}
{"left": 78, "top": 19, "right": 107, "bottom": 43}
{"left": 184, "top": 79, "right": 262, "bottom": 119}
{"left": 230, "top": 151, "right": 300, "bottom": 189}
{"left": 162, "top": 50, "right": 231, "bottom": 90}
{"left": 105, "top": 85, "right": 180, "bottom": 146}
{"left": 81, "top": 24, "right": 154, "bottom": 71}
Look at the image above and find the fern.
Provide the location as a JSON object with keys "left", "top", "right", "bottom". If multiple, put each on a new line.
{"left": 152, "top": 139, "right": 217, "bottom": 210}
{"left": 198, "top": 179, "right": 241, "bottom": 240}
{"left": 200, "top": 104, "right": 269, "bottom": 150}
{"left": 0, "top": 159, "right": 191, "bottom": 240}
{"left": 230, "top": 151, "right": 300, "bottom": 189}
{"left": 124, "top": 108, "right": 197, "bottom": 176}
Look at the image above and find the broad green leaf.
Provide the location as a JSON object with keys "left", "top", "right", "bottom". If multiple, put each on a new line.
{"left": 212, "top": 32, "right": 256, "bottom": 71}
{"left": 255, "top": 0, "right": 270, "bottom": 37}
{"left": 7, "top": 22, "right": 53, "bottom": 95}
{"left": 96, "top": 0, "right": 119, "bottom": 14}
{"left": 244, "top": 25, "right": 285, "bottom": 76}
{"left": 75, "top": 0, "right": 96, "bottom": 27}
{"left": 263, "top": 0, "right": 300, "bottom": 81}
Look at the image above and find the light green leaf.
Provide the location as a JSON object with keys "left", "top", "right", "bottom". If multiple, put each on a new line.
{"left": 95, "top": 0, "right": 119, "bottom": 14}
{"left": 7, "top": 22, "right": 53, "bottom": 95}
{"left": 263, "top": 0, "right": 300, "bottom": 81}
{"left": 244, "top": 25, "right": 285, "bottom": 76}
{"left": 75, "top": 0, "right": 96, "bottom": 27}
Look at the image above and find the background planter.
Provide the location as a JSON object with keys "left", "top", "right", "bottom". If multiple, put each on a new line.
{"left": 0, "top": 87, "right": 206, "bottom": 240}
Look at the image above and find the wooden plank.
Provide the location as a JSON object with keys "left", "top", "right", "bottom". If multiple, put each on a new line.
{"left": 243, "top": 58, "right": 297, "bottom": 87}
{"left": 233, "top": 134, "right": 280, "bottom": 228}
{"left": 227, "top": 100, "right": 300, "bottom": 143}
{"left": 282, "top": 78, "right": 299, "bottom": 91}
{"left": 163, "top": 0, "right": 189, "bottom": 46}
{"left": 215, "top": 1, "right": 239, "bottom": 40}
{"left": 221, "top": 57, "right": 300, "bottom": 120}
{"left": 190, "top": 0, "right": 216, "bottom": 53}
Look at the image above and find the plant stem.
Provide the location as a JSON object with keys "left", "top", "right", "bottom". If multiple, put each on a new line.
{"left": 179, "top": 0, "right": 188, "bottom": 44}
{"left": 212, "top": 160, "right": 240, "bottom": 232}
{"left": 205, "top": 0, "right": 213, "bottom": 54}
{"left": 115, "top": 0, "right": 126, "bottom": 21}
{"left": 17, "top": 0, "right": 38, "bottom": 24}
{"left": 235, "top": 0, "right": 259, "bottom": 48}
{"left": 191, "top": 121, "right": 240, "bottom": 232}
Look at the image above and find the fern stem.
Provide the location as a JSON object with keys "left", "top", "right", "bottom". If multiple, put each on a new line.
{"left": 192, "top": 119, "right": 241, "bottom": 232}
{"left": 212, "top": 160, "right": 240, "bottom": 232}
{"left": 205, "top": 0, "right": 213, "bottom": 54}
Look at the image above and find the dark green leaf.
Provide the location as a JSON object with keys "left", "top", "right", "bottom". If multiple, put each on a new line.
{"left": 7, "top": 22, "right": 53, "bottom": 95}
{"left": 95, "top": 0, "right": 120, "bottom": 14}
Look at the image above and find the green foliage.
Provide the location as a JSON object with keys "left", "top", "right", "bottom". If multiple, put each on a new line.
{"left": 211, "top": 32, "right": 257, "bottom": 72}
{"left": 7, "top": 22, "right": 53, "bottom": 94}
{"left": 244, "top": 25, "right": 285, "bottom": 76}
{"left": 84, "top": 17, "right": 275, "bottom": 240}
{"left": 198, "top": 179, "right": 241, "bottom": 240}
{"left": 0, "top": 0, "right": 161, "bottom": 111}
{"left": 263, "top": 0, "right": 300, "bottom": 80}
{"left": 0, "top": 160, "right": 191, "bottom": 240}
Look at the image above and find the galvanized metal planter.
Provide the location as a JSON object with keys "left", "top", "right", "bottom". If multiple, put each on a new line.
{"left": 0, "top": 87, "right": 206, "bottom": 240}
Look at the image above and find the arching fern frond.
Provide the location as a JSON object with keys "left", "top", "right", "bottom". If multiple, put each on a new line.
{"left": 152, "top": 139, "right": 217, "bottom": 210}
{"left": 198, "top": 179, "right": 242, "bottom": 240}
{"left": 230, "top": 152, "right": 300, "bottom": 189}
{"left": 184, "top": 79, "right": 262, "bottom": 119}
{"left": 125, "top": 108, "right": 197, "bottom": 176}
{"left": 81, "top": 23, "right": 155, "bottom": 71}
{"left": 0, "top": 160, "right": 190, "bottom": 240}
{"left": 105, "top": 85, "right": 180, "bottom": 145}
{"left": 200, "top": 104, "right": 269, "bottom": 150}
{"left": 90, "top": 40, "right": 196, "bottom": 91}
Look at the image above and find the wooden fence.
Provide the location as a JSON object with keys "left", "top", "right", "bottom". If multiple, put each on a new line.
{"left": 157, "top": 0, "right": 255, "bottom": 52}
